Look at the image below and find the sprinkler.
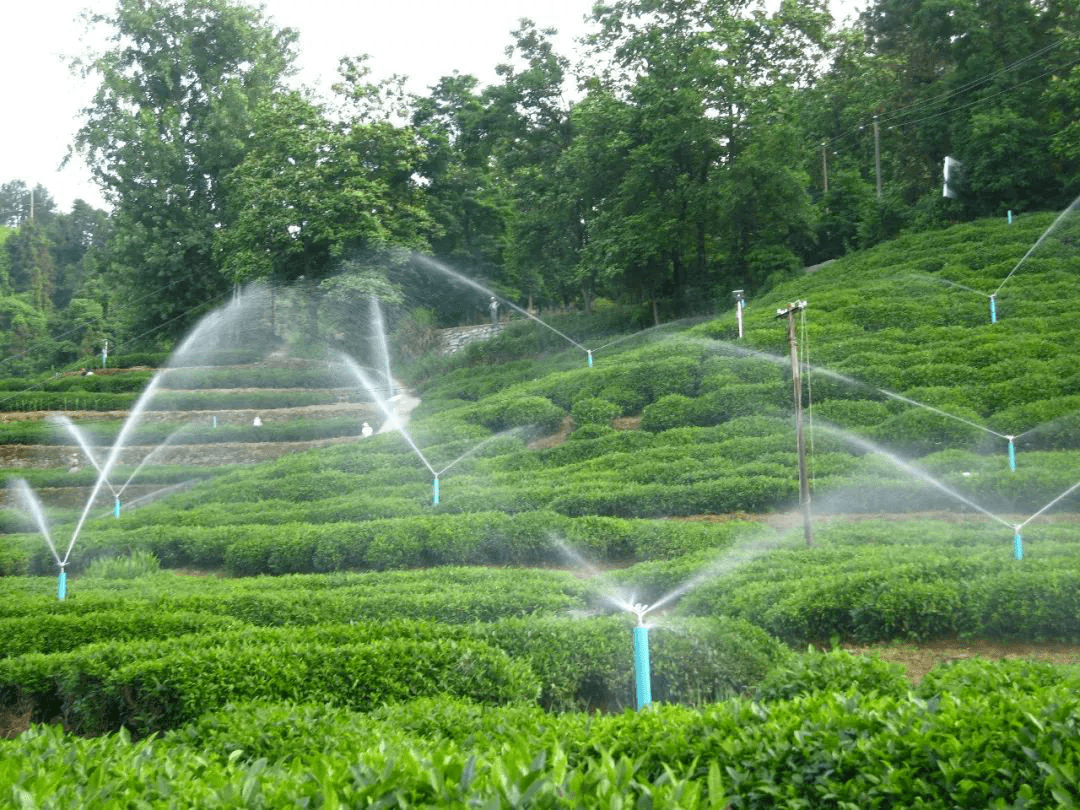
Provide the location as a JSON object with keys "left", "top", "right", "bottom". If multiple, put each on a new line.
{"left": 432, "top": 476, "right": 440, "bottom": 506}
{"left": 989, "top": 294, "right": 997, "bottom": 324}
{"left": 632, "top": 603, "right": 652, "bottom": 710}
{"left": 114, "top": 496, "right": 121, "bottom": 518}
{"left": 587, "top": 349, "right": 593, "bottom": 368}
{"left": 1007, "top": 436, "right": 1016, "bottom": 472}
{"left": 57, "top": 565, "right": 67, "bottom": 601}
{"left": 733, "top": 290, "right": 746, "bottom": 339}
{"left": 1013, "top": 526, "right": 1023, "bottom": 560}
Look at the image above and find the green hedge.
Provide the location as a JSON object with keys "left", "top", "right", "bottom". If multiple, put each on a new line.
{"left": 0, "top": 630, "right": 539, "bottom": 737}
{"left": 5, "top": 667, "right": 1080, "bottom": 806}
{"left": 0, "top": 610, "right": 244, "bottom": 658}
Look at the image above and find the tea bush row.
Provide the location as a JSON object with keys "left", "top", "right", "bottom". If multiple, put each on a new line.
{"left": 0, "top": 370, "right": 154, "bottom": 394}
{"left": 0, "top": 609, "right": 244, "bottom": 658}
{"left": 0, "top": 630, "right": 538, "bottom": 737}
{"left": 0, "top": 614, "right": 789, "bottom": 729}
{"left": 5, "top": 668, "right": 1079, "bottom": 806}
{"left": 0, "top": 567, "right": 592, "bottom": 622}
{"left": 0, "top": 415, "right": 372, "bottom": 447}
{"left": 159, "top": 366, "right": 350, "bottom": 390}
{"left": 0, "top": 390, "right": 137, "bottom": 412}
{"left": 680, "top": 551, "right": 1080, "bottom": 644}
{"left": 18, "top": 509, "right": 760, "bottom": 575}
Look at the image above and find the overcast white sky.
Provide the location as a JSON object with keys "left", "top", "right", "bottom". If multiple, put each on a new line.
{"left": 0, "top": 0, "right": 596, "bottom": 212}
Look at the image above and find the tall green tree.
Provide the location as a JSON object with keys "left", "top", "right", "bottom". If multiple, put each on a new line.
{"left": 72, "top": 0, "right": 297, "bottom": 341}
{"left": 411, "top": 73, "right": 508, "bottom": 283}
{"left": 216, "top": 88, "right": 431, "bottom": 286}
{"left": 581, "top": 0, "right": 829, "bottom": 312}
{"left": 858, "top": 0, "right": 1080, "bottom": 217}
{"left": 491, "top": 21, "right": 583, "bottom": 310}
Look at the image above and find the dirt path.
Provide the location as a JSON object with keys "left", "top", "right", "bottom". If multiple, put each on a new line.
{"left": 846, "top": 638, "right": 1080, "bottom": 683}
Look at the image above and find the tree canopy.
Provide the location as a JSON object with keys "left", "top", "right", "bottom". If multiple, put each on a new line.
{"left": 3, "top": 0, "right": 1079, "bottom": 371}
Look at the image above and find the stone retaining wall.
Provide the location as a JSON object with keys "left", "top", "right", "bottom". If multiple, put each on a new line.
{"left": 438, "top": 323, "right": 506, "bottom": 354}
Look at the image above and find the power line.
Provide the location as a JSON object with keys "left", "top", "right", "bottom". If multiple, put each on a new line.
{"left": 815, "top": 36, "right": 1072, "bottom": 156}
{"left": 0, "top": 289, "right": 229, "bottom": 409}
{"left": 887, "top": 53, "right": 1080, "bottom": 131}
{"left": 0, "top": 275, "right": 186, "bottom": 374}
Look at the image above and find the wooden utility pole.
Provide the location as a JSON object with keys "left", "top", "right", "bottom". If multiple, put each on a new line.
{"left": 873, "top": 116, "right": 882, "bottom": 199}
{"left": 820, "top": 143, "right": 828, "bottom": 194}
{"left": 776, "top": 300, "right": 813, "bottom": 546}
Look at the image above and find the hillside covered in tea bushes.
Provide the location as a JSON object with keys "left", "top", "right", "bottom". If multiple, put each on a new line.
{"left": 1, "top": 212, "right": 1079, "bottom": 806}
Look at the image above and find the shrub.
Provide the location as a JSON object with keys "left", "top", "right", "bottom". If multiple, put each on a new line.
{"left": 640, "top": 394, "right": 708, "bottom": 432}
{"left": 571, "top": 397, "right": 620, "bottom": 427}
{"left": 466, "top": 394, "right": 566, "bottom": 434}
{"left": 82, "top": 551, "right": 161, "bottom": 580}
{"left": 754, "top": 646, "right": 909, "bottom": 701}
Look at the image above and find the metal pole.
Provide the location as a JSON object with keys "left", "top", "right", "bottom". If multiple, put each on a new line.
{"left": 777, "top": 301, "right": 813, "bottom": 546}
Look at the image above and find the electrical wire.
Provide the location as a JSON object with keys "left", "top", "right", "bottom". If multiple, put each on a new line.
{"left": 0, "top": 289, "right": 229, "bottom": 409}
{"left": 814, "top": 35, "right": 1074, "bottom": 156}
{"left": 0, "top": 274, "right": 184, "bottom": 374}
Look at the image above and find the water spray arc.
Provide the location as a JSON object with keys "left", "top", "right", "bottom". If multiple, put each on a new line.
{"left": 819, "top": 422, "right": 1080, "bottom": 558}
{"left": 1011, "top": 480, "right": 1080, "bottom": 561}
{"left": 13, "top": 290, "right": 273, "bottom": 599}
{"left": 414, "top": 255, "right": 591, "bottom": 365}
{"left": 555, "top": 536, "right": 784, "bottom": 710}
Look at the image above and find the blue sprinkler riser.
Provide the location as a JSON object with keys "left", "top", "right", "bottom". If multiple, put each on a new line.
{"left": 1008, "top": 440, "right": 1016, "bottom": 472}
{"left": 633, "top": 625, "right": 652, "bottom": 710}
{"left": 587, "top": 351, "right": 593, "bottom": 368}
{"left": 57, "top": 570, "right": 66, "bottom": 601}
{"left": 114, "top": 498, "right": 121, "bottom": 518}
{"left": 432, "top": 477, "right": 440, "bottom": 506}
{"left": 1014, "top": 533, "right": 1023, "bottom": 561}
{"left": 990, "top": 297, "right": 997, "bottom": 323}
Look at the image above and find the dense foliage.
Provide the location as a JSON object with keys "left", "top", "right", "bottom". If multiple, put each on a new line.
{"left": 4, "top": 0, "right": 1080, "bottom": 372}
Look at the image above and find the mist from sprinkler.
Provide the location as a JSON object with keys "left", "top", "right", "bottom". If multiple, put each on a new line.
{"left": 819, "top": 422, "right": 1015, "bottom": 530}
{"left": 414, "top": 255, "right": 590, "bottom": 363}
{"left": 14, "top": 289, "right": 273, "bottom": 598}
{"left": 692, "top": 334, "right": 1021, "bottom": 469}
{"left": 554, "top": 534, "right": 787, "bottom": 709}
{"left": 905, "top": 194, "right": 1080, "bottom": 324}
{"left": 339, "top": 350, "right": 518, "bottom": 506}
{"left": 994, "top": 195, "right": 1080, "bottom": 299}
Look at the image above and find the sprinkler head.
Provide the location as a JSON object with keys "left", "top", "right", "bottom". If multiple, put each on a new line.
{"left": 632, "top": 603, "right": 650, "bottom": 625}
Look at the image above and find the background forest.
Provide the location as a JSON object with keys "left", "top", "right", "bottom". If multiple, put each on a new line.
{"left": 2, "top": 0, "right": 1079, "bottom": 374}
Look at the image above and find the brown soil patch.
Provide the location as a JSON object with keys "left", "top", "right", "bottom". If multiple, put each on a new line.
{"left": 528, "top": 415, "right": 574, "bottom": 449}
{"left": 0, "top": 698, "right": 33, "bottom": 739}
{"left": 613, "top": 415, "right": 641, "bottom": 430}
{"left": 847, "top": 639, "right": 1080, "bottom": 683}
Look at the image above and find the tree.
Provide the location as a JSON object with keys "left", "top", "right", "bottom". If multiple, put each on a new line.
{"left": 579, "top": 0, "right": 830, "bottom": 312}
{"left": 73, "top": 0, "right": 298, "bottom": 341}
{"left": 411, "top": 72, "right": 509, "bottom": 288}
{"left": 216, "top": 87, "right": 432, "bottom": 287}
{"left": 858, "top": 0, "right": 1080, "bottom": 217}
{"left": 0, "top": 182, "right": 56, "bottom": 228}
{"left": 490, "top": 21, "right": 582, "bottom": 310}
